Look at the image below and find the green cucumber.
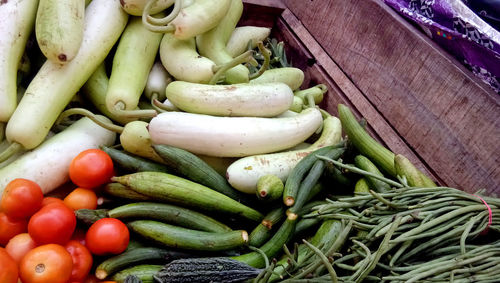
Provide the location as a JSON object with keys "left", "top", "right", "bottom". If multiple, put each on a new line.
{"left": 112, "top": 172, "right": 263, "bottom": 222}
{"left": 75, "top": 209, "right": 108, "bottom": 226}
{"left": 338, "top": 104, "right": 397, "bottom": 177}
{"left": 248, "top": 207, "right": 285, "bottom": 247}
{"left": 103, "top": 183, "right": 152, "bottom": 201}
{"left": 127, "top": 220, "right": 248, "bottom": 252}
{"left": 354, "top": 155, "right": 391, "bottom": 193}
{"left": 152, "top": 144, "right": 249, "bottom": 204}
{"left": 96, "top": 247, "right": 190, "bottom": 280}
{"left": 107, "top": 202, "right": 232, "bottom": 233}
{"left": 256, "top": 175, "right": 284, "bottom": 202}
{"left": 289, "top": 147, "right": 345, "bottom": 213}
{"left": 154, "top": 257, "right": 261, "bottom": 283}
{"left": 283, "top": 144, "right": 344, "bottom": 206}
{"left": 101, "top": 146, "right": 170, "bottom": 173}
{"left": 394, "top": 154, "right": 437, "bottom": 187}
{"left": 232, "top": 213, "right": 297, "bottom": 268}
{"left": 111, "top": 264, "right": 162, "bottom": 283}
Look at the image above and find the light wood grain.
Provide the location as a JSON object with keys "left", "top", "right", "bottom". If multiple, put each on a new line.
{"left": 283, "top": 0, "right": 500, "bottom": 194}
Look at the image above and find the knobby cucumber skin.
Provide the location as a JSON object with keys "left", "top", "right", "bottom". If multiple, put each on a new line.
{"left": 5, "top": 0, "right": 128, "bottom": 150}
{"left": 107, "top": 202, "right": 232, "bottom": 233}
{"left": 111, "top": 171, "right": 264, "bottom": 222}
{"left": 127, "top": 220, "right": 248, "bottom": 251}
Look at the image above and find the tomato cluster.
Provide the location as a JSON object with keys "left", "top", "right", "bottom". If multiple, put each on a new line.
{"left": 0, "top": 149, "right": 128, "bottom": 283}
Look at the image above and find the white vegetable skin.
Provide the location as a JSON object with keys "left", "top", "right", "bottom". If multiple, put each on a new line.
{"left": 166, "top": 81, "right": 294, "bottom": 117}
{"left": 0, "top": 0, "right": 38, "bottom": 122}
{"left": 149, "top": 108, "right": 323, "bottom": 157}
{"left": 0, "top": 117, "right": 116, "bottom": 195}
{"left": 5, "top": 0, "right": 128, "bottom": 149}
{"left": 144, "top": 62, "right": 172, "bottom": 101}
{"left": 250, "top": 67, "right": 304, "bottom": 91}
{"left": 226, "top": 26, "right": 271, "bottom": 57}
{"left": 226, "top": 116, "right": 342, "bottom": 194}
{"left": 120, "top": 0, "right": 174, "bottom": 16}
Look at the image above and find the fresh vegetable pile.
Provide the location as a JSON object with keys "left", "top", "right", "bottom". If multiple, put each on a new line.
{"left": 1, "top": 0, "right": 499, "bottom": 283}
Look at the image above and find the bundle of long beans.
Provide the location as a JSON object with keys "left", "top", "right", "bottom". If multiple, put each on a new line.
{"left": 258, "top": 157, "right": 500, "bottom": 282}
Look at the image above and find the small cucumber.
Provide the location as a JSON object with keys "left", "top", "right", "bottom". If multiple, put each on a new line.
{"left": 128, "top": 220, "right": 248, "bottom": 252}
{"left": 95, "top": 247, "right": 189, "bottom": 280}
{"left": 354, "top": 155, "right": 391, "bottom": 193}
{"left": 256, "top": 175, "right": 284, "bottom": 202}
{"left": 294, "top": 84, "right": 327, "bottom": 105}
{"left": 111, "top": 264, "right": 162, "bottom": 283}
{"left": 338, "top": 104, "right": 397, "bottom": 177}
{"left": 112, "top": 172, "right": 263, "bottom": 222}
{"left": 289, "top": 147, "right": 345, "bottom": 212}
{"left": 354, "top": 178, "right": 371, "bottom": 193}
{"left": 394, "top": 154, "right": 437, "bottom": 187}
{"left": 101, "top": 146, "right": 170, "bottom": 173}
{"left": 250, "top": 68, "right": 304, "bottom": 90}
{"left": 232, "top": 213, "right": 297, "bottom": 268}
{"left": 283, "top": 144, "right": 344, "bottom": 206}
{"left": 152, "top": 144, "right": 250, "bottom": 204}
{"left": 75, "top": 209, "right": 108, "bottom": 226}
{"left": 248, "top": 206, "right": 285, "bottom": 247}
{"left": 107, "top": 202, "right": 232, "bottom": 233}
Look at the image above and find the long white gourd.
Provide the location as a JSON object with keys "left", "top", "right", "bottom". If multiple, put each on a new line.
{"left": 0, "top": 0, "right": 38, "bottom": 122}
{"left": 166, "top": 81, "right": 294, "bottom": 117}
{"left": 0, "top": 117, "right": 116, "bottom": 195}
{"left": 148, "top": 108, "right": 323, "bottom": 157}
{"left": 226, "top": 116, "right": 342, "bottom": 194}
{"left": 226, "top": 26, "right": 271, "bottom": 57}
{"left": 5, "top": 0, "right": 128, "bottom": 150}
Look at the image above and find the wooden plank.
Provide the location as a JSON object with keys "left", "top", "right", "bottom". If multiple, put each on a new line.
{"left": 283, "top": 0, "right": 500, "bottom": 194}
{"left": 276, "top": 8, "right": 442, "bottom": 185}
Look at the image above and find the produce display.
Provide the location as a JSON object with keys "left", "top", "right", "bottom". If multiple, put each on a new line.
{"left": 0, "top": 0, "right": 499, "bottom": 283}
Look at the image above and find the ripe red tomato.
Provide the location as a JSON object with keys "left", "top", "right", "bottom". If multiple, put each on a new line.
{"left": 41, "top": 197, "right": 65, "bottom": 207}
{"left": 65, "top": 240, "right": 93, "bottom": 282}
{"left": 69, "top": 149, "right": 114, "bottom": 189}
{"left": 64, "top": 188, "right": 98, "bottom": 210}
{"left": 28, "top": 202, "right": 76, "bottom": 245}
{"left": 85, "top": 218, "right": 129, "bottom": 255}
{"left": 0, "top": 212, "right": 28, "bottom": 246}
{"left": 1, "top": 178, "right": 43, "bottom": 219}
{"left": 5, "top": 233, "right": 36, "bottom": 264}
{"left": 0, "top": 247, "right": 18, "bottom": 283}
{"left": 19, "top": 244, "right": 73, "bottom": 283}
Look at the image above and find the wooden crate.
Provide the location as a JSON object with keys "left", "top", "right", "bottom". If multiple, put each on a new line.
{"left": 240, "top": 0, "right": 500, "bottom": 195}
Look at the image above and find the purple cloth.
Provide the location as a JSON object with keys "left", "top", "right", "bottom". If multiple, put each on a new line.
{"left": 384, "top": 0, "right": 500, "bottom": 93}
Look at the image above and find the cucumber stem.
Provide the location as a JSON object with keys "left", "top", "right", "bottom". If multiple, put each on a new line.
{"left": 56, "top": 108, "right": 124, "bottom": 134}
{"left": 112, "top": 101, "right": 157, "bottom": 119}
{"left": 209, "top": 50, "right": 255, "bottom": 85}
{"left": 0, "top": 142, "right": 22, "bottom": 163}
{"left": 143, "top": 0, "right": 181, "bottom": 26}
{"left": 249, "top": 41, "right": 271, "bottom": 80}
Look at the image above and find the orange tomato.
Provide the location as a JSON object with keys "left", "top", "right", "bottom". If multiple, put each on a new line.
{"left": 69, "top": 149, "right": 114, "bottom": 189}
{"left": 41, "top": 197, "right": 65, "bottom": 207}
{"left": 0, "top": 212, "right": 27, "bottom": 246}
{"left": 5, "top": 233, "right": 36, "bottom": 264}
{"left": 65, "top": 240, "right": 93, "bottom": 282}
{"left": 64, "top": 188, "right": 98, "bottom": 210}
{"left": 0, "top": 178, "right": 43, "bottom": 219}
{"left": 19, "top": 244, "right": 73, "bottom": 283}
{"left": 0, "top": 247, "right": 18, "bottom": 283}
